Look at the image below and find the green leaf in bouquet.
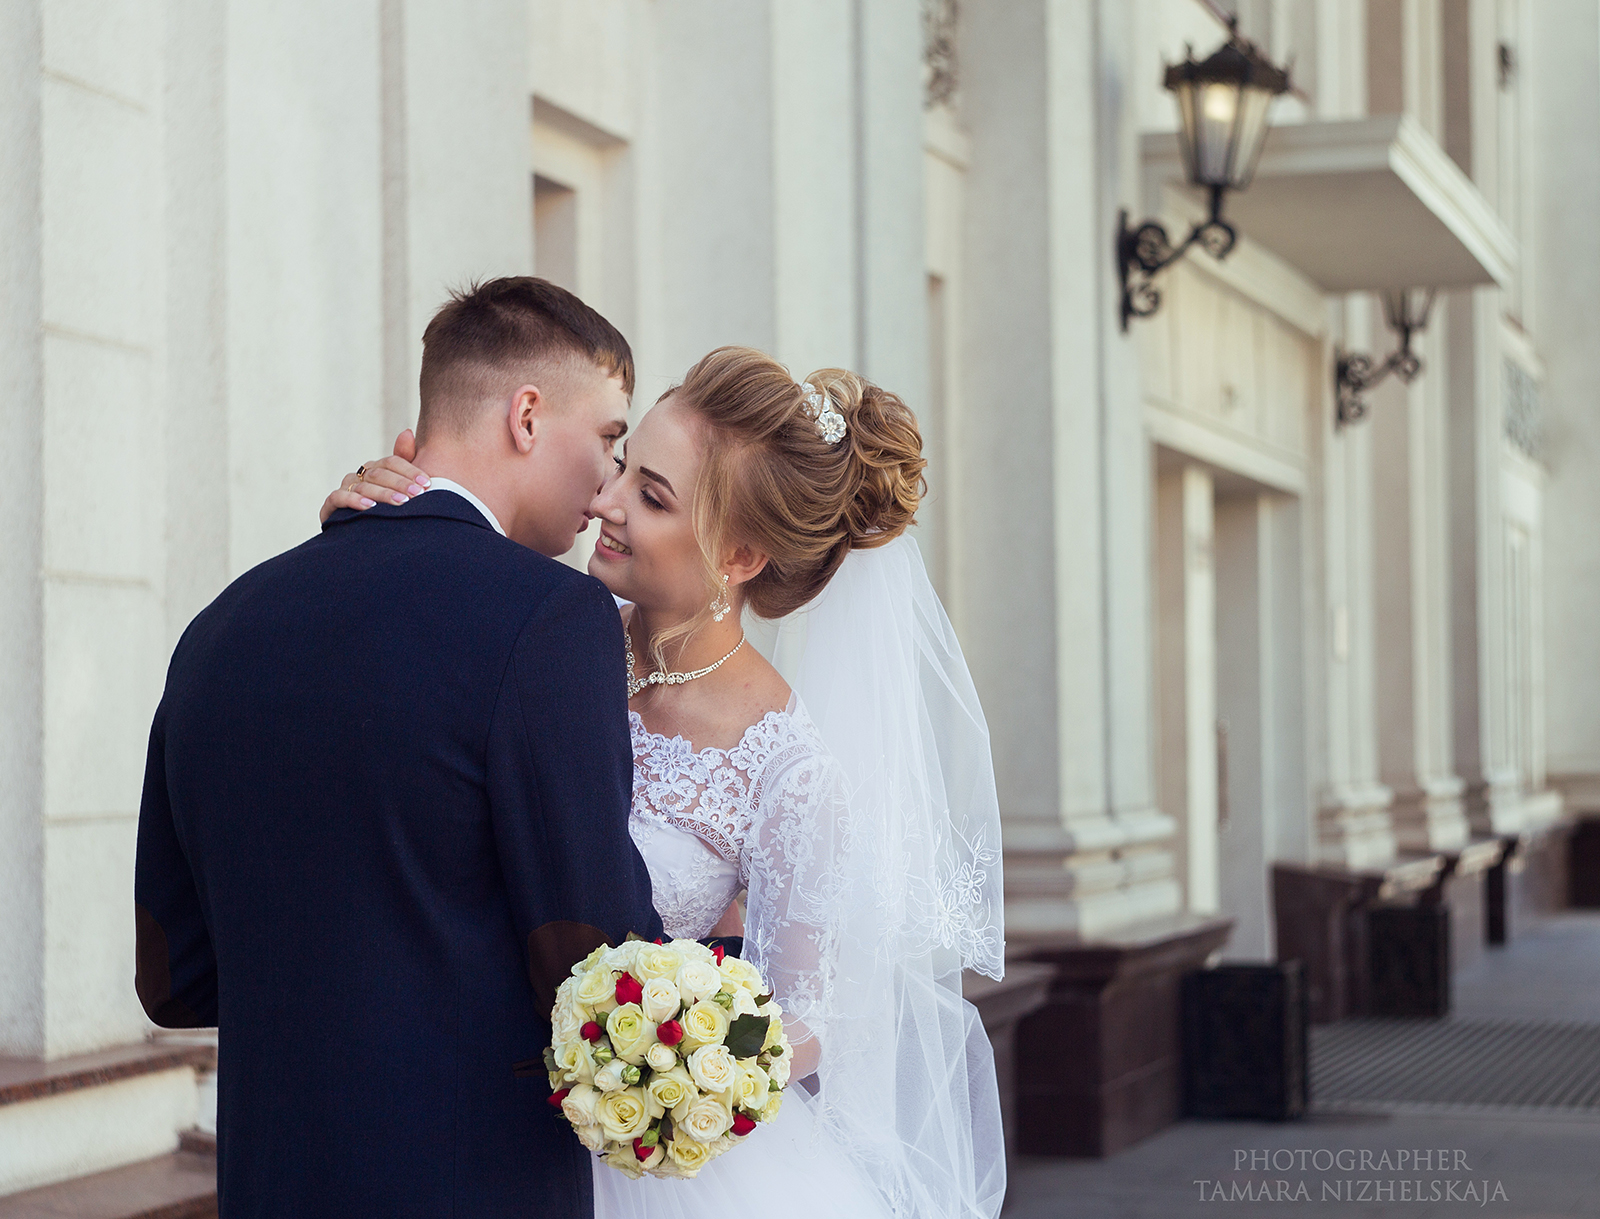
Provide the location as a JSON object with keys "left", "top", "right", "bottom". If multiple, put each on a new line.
{"left": 658, "top": 1111, "right": 675, "bottom": 1144}
{"left": 755, "top": 993, "right": 773, "bottom": 1006}
{"left": 769, "top": 1078, "right": 781, "bottom": 1091}
{"left": 724, "top": 1013, "right": 769, "bottom": 1060}
{"left": 543, "top": 1046, "right": 559, "bottom": 1073}
{"left": 625, "top": 931, "right": 646, "bottom": 942}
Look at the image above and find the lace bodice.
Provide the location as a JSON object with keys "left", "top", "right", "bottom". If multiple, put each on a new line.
{"left": 627, "top": 694, "right": 828, "bottom": 940}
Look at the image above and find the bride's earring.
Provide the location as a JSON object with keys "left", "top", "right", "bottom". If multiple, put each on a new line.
{"left": 710, "top": 575, "right": 732, "bottom": 623}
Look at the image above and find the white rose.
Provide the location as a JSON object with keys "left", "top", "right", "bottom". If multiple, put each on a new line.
{"left": 675, "top": 960, "right": 723, "bottom": 1005}
{"left": 728, "top": 987, "right": 759, "bottom": 1018}
{"left": 718, "top": 956, "right": 766, "bottom": 995}
{"left": 602, "top": 1144, "right": 646, "bottom": 1180}
{"left": 593, "top": 1058, "right": 628, "bottom": 1093}
{"left": 678, "top": 1096, "right": 733, "bottom": 1143}
{"left": 640, "top": 977, "right": 682, "bottom": 1024}
{"left": 571, "top": 945, "right": 608, "bottom": 977}
{"left": 634, "top": 945, "right": 685, "bottom": 982}
{"left": 645, "top": 1065, "right": 695, "bottom": 1113}
{"left": 555, "top": 1039, "right": 596, "bottom": 1086}
{"left": 735, "top": 1063, "right": 769, "bottom": 1110}
{"left": 560, "top": 1083, "right": 601, "bottom": 1127}
{"left": 679, "top": 999, "right": 730, "bottom": 1051}
{"left": 597, "top": 1086, "right": 654, "bottom": 1142}
{"left": 605, "top": 1003, "right": 658, "bottom": 1065}
{"left": 551, "top": 994, "right": 585, "bottom": 1046}
{"left": 575, "top": 1123, "right": 607, "bottom": 1152}
{"left": 575, "top": 966, "right": 618, "bottom": 1015}
{"left": 602, "top": 940, "right": 646, "bottom": 973}
{"left": 668, "top": 938, "right": 716, "bottom": 965}
{"left": 645, "top": 1042, "right": 679, "bottom": 1073}
{"left": 687, "top": 1044, "right": 739, "bottom": 1095}
{"left": 665, "top": 1134, "right": 716, "bottom": 1175}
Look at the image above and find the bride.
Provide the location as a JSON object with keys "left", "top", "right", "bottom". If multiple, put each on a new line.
{"left": 324, "top": 346, "right": 1007, "bottom": 1219}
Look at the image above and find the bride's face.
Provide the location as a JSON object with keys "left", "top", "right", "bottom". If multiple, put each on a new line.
{"left": 586, "top": 394, "right": 713, "bottom": 615}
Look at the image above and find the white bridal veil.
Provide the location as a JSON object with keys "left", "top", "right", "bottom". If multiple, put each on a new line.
{"left": 745, "top": 533, "right": 1007, "bottom": 1219}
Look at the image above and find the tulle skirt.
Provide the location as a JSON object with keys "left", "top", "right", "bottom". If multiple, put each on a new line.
{"left": 591, "top": 1086, "right": 893, "bottom": 1219}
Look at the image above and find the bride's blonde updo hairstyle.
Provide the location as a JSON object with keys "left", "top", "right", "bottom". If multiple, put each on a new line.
{"left": 660, "top": 345, "right": 925, "bottom": 652}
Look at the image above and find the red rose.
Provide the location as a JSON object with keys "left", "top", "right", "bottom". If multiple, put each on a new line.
{"left": 548, "top": 1088, "right": 571, "bottom": 1109}
{"left": 712, "top": 943, "right": 726, "bottom": 965}
{"left": 730, "top": 1112, "right": 757, "bottom": 1136}
{"left": 580, "top": 1021, "right": 603, "bottom": 1042}
{"left": 656, "top": 1019, "right": 684, "bottom": 1047}
{"left": 615, "top": 974, "right": 644, "bottom": 1006}
{"left": 633, "top": 1137, "right": 655, "bottom": 1161}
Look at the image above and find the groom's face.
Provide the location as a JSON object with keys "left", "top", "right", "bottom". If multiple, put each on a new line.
{"left": 513, "top": 363, "right": 630, "bottom": 556}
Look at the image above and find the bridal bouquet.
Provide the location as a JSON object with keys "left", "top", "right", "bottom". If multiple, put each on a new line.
{"left": 544, "top": 937, "right": 794, "bottom": 1179}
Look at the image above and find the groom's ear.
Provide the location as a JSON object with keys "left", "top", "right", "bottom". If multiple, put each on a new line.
{"left": 507, "top": 384, "right": 542, "bottom": 454}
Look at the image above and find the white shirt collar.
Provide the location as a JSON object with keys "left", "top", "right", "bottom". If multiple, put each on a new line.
{"left": 422, "top": 477, "right": 508, "bottom": 537}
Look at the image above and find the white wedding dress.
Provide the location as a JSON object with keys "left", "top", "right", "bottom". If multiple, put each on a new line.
{"left": 592, "top": 699, "right": 892, "bottom": 1219}
{"left": 594, "top": 537, "right": 1007, "bottom": 1219}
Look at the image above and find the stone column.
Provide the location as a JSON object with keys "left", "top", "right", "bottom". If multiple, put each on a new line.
{"left": 1527, "top": 0, "right": 1600, "bottom": 807}
{"left": 25, "top": 0, "right": 174, "bottom": 1058}
{"left": 961, "top": 0, "right": 1099, "bottom": 938}
{"left": 854, "top": 0, "right": 929, "bottom": 409}
{"left": 164, "top": 0, "right": 231, "bottom": 652}
{"left": 1371, "top": 314, "right": 1470, "bottom": 853}
{"left": 391, "top": 0, "right": 535, "bottom": 429}
{"left": 1315, "top": 296, "right": 1397, "bottom": 869}
{"left": 1448, "top": 288, "right": 1523, "bottom": 835}
{"left": 0, "top": 0, "right": 45, "bottom": 1059}
{"left": 960, "top": 0, "right": 1180, "bottom": 940}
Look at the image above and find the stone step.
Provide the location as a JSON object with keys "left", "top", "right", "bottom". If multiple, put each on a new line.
{"left": 0, "top": 1041, "right": 214, "bottom": 1199}
{"left": 0, "top": 1044, "right": 214, "bottom": 1111}
{"left": 0, "top": 1149, "right": 215, "bottom": 1219}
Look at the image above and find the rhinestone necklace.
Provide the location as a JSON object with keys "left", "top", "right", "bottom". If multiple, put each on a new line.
{"left": 624, "top": 628, "right": 746, "bottom": 699}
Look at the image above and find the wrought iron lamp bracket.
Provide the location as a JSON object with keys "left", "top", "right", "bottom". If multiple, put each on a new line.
{"left": 1333, "top": 297, "right": 1432, "bottom": 427}
{"left": 1117, "top": 186, "right": 1238, "bottom": 331}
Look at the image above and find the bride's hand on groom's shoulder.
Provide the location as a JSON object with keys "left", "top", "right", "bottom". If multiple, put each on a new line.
{"left": 319, "top": 430, "right": 431, "bottom": 523}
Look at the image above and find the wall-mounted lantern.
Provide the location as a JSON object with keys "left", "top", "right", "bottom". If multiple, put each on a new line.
{"left": 1117, "top": 24, "right": 1292, "bottom": 331}
{"left": 1333, "top": 288, "right": 1437, "bottom": 427}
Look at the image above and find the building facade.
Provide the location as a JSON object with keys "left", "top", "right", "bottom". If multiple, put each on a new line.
{"left": 2, "top": 0, "right": 1598, "bottom": 1197}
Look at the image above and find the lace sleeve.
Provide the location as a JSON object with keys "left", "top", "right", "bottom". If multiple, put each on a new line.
{"left": 738, "top": 741, "right": 851, "bottom": 1062}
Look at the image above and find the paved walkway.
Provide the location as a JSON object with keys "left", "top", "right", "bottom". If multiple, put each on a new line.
{"left": 1005, "top": 912, "right": 1600, "bottom": 1219}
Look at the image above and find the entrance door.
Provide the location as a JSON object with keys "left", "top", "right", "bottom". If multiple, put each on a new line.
{"left": 1155, "top": 451, "right": 1305, "bottom": 957}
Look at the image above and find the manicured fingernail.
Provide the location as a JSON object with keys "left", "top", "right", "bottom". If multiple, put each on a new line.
{"left": 417, "top": 474, "right": 431, "bottom": 487}
{"left": 407, "top": 483, "right": 424, "bottom": 497}
{"left": 359, "top": 497, "right": 375, "bottom": 508}
{"left": 392, "top": 493, "right": 408, "bottom": 504}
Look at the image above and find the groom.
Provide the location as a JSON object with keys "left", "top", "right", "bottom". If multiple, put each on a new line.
{"left": 134, "top": 277, "right": 663, "bottom": 1218}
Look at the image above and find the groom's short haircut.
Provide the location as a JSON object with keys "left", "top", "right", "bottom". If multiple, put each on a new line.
{"left": 417, "top": 276, "right": 634, "bottom": 439}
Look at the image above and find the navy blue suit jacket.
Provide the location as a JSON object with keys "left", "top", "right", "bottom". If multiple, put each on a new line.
{"left": 134, "top": 490, "right": 663, "bottom": 1218}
